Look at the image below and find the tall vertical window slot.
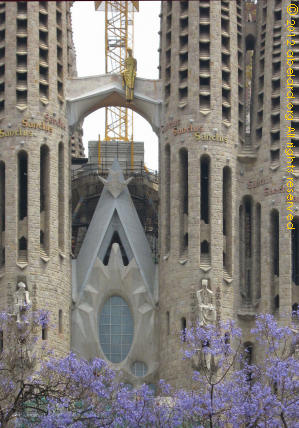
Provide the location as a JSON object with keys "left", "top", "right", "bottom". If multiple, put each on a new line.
{"left": 239, "top": 196, "right": 253, "bottom": 304}
{"left": 271, "top": 210, "right": 279, "bottom": 277}
{"left": 18, "top": 151, "right": 27, "bottom": 221}
{"left": 292, "top": 217, "right": 299, "bottom": 286}
{"left": 255, "top": 203, "right": 261, "bottom": 300}
{"left": 0, "top": 161, "right": 4, "bottom": 268}
{"left": 200, "top": 155, "right": 211, "bottom": 267}
{"left": 58, "top": 309, "right": 63, "bottom": 334}
{"left": 201, "top": 156, "right": 210, "bottom": 224}
{"left": 270, "top": 209, "right": 279, "bottom": 312}
{"left": 165, "top": 145, "right": 171, "bottom": 254}
{"left": 166, "top": 311, "right": 170, "bottom": 336}
{"left": 223, "top": 167, "right": 232, "bottom": 276}
{"left": 58, "top": 142, "right": 64, "bottom": 252}
{"left": 40, "top": 145, "right": 50, "bottom": 256}
{"left": 239, "top": 205, "right": 244, "bottom": 299}
{"left": 18, "top": 151, "right": 28, "bottom": 263}
{"left": 244, "top": 197, "right": 252, "bottom": 302}
{"left": 179, "top": 148, "right": 188, "bottom": 255}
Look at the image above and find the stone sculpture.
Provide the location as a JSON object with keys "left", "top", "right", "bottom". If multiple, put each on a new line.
{"left": 14, "top": 282, "right": 31, "bottom": 323}
{"left": 197, "top": 279, "right": 216, "bottom": 326}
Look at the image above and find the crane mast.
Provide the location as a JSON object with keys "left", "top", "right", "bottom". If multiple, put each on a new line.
{"left": 95, "top": 1, "right": 139, "bottom": 169}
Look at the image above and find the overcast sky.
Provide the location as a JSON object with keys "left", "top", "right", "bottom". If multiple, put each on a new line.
{"left": 71, "top": 1, "right": 160, "bottom": 171}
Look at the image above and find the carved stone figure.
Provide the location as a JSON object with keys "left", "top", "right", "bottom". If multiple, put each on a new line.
{"left": 14, "top": 282, "right": 31, "bottom": 323}
{"left": 122, "top": 48, "right": 137, "bottom": 102}
{"left": 197, "top": 279, "right": 216, "bottom": 326}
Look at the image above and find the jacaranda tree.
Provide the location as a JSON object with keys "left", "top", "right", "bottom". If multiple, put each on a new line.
{"left": 0, "top": 307, "right": 298, "bottom": 427}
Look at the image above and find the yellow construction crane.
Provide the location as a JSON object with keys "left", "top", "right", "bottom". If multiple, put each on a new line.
{"left": 95, "top": 1, "right": 139, "bottom": 170}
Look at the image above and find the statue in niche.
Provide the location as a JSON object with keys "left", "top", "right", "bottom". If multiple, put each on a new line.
{"left": 14, "top": 282, "right": 31, "bottom": 323}
{"left": 195, "top": 279, "right": 217, "bottom": 371}
{"left": 197, "top": 279, "right": 216, "bottom": 327}
{"left": 122, "top": 48, "right": 137, "bottom": 102}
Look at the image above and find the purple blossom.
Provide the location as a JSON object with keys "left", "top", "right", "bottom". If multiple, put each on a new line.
{"left": 0, "top": 310, "right": 298, "bottom": 427}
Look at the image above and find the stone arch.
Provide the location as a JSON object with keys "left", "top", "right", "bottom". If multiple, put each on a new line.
{"left": 66, "top": 74, "right": 162, "bottom": 134}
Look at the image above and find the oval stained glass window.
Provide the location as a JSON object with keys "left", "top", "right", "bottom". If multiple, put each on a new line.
{"left": 99, "top": 296, "right": 134, "bottom": 363}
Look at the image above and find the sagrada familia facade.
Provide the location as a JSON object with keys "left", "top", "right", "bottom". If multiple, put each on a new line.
{"left": 0, "top": 0, "right": 298, "bottom": 388}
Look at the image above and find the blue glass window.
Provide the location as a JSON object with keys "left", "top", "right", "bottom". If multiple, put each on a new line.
{"left": 132, "top": 361, "right": 147, "bottom": 377}
{"left": 99, "top": 296, "right": 134, "bottom": 363}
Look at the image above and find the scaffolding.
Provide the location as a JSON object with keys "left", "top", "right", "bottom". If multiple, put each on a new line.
{"left": 95, "top": 1, "right": 139, "bottom": 169}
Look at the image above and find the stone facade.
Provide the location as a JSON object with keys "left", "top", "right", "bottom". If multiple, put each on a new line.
{"left": 0, "top": 1, "right": 72, "bottom": 357}
{"left": 158, "top": 0, "right": 299, "bottom": 387}
{"left": 0, "top": 0, "right": 298, "bottom": 389}
{"left": 72, "top": 160, "right": 159, "bottom": 386}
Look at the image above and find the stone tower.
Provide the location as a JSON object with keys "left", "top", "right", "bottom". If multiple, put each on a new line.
{"left": 0, "top": 1, "right": 74, "bottom": 356}
{"left": 159, "top": 0, "right": 240, "bottom": 386}
{"left": 158, "top": 0, "right": 299, "bottom": 386}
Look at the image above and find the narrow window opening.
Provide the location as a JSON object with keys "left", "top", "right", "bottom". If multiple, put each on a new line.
{"left": 274, "top": 294, "right": 280, "bottom": 309}
{"left": 17, "top": 2, "right": 27, "bottom": 13}
{"left": 271, "top": 210, "right": 279, "bottom": 277}
{"left": 42, "top": 325, "right": 48, "bottom": 340}
{"left": 292, "top": 303, "right": 299, "bottom": 319}
{"left": 179, "top": 149, "right": 188, "bottom": 255}
{"left": 199, "top": 24, "right": 209, "bottom": 38}
{"left": 200, "top": 7, "right": 209, "bottom": 19}
{"left": 200, "top": 42, "right": 210, "bottom": 55}
{"left": 179, "top": 87, "right": 188, "bottom": 100}
{"left": 179, "top": 52, "right": 188, "bottom": 66}
{"left": 166, "top": 311, "right": 170, "bottom": 336}
{"left": 58, "top": 143, "right": 64, "bottom": 251}
{"left": 181, "top": 317, "right": 186, "bottom": 342}
{"left": 179, "top": 69, "right": 188, "bottom": 82}
{"left": 19, "top": 237, "right": 27, "bottom": 251}
{"left": 255, "top": 203, "right": 261, "bottom": 300}
{"left": 223, "top": 166, "right": 232, "bottom": 275}
{"left": 18, "top": 151, "right": 27, "bottom": 220}
{"left": 180, "top": 1, "right": 188, "bottom": 12}
{"left": 201, "top": 156, "right": 210, "bottom": 224}
{"left": 57, "top": 46, "right": 62, "bottom": 61}
{"left": 0, "top": 330, "right": 3, "bottom": 353}
{"left": 39, "top": 31, "right": 48, "bottom": 45}
{"left": 200, "top": 94, "right": 210, "bottom": 110}
{"left": 165, "top": 145, "right": 171, "bottom": 254}
{"left": 165, "top": 83, "right": 170, "bottom": 98}
{"left": 241, "top": 196, "right": 253, "bottom": 304}
{"left": 40, "top": 145, "right": 49, "bottom": 255}
{"left": 58, "top": 309, "right": 63, "bottom": 334}
{"left": 180, "top": 17, "right": 188, "bottom": 31}
{"left": 201, "top": 241, "right": 209, "bottom": 254}
{"left": 165, "top": 67, "right": 171, "bottom": 80}
{"left": 56, "top": 28, "right": 62, "bottom": 44}
{"left": 270, "top": 149, "right": 280, "bottom": 164}
{"left": 184, "top": 233, "right": 188, "bottom": 248}
{"left": 180, "top": 35, "right": 188, "bottom": 49}
{"left": 39, "top": 12, "right": 47, "bottom": 27}
{"left": 244, "top": 198, "right": 252, "bottom": 258}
